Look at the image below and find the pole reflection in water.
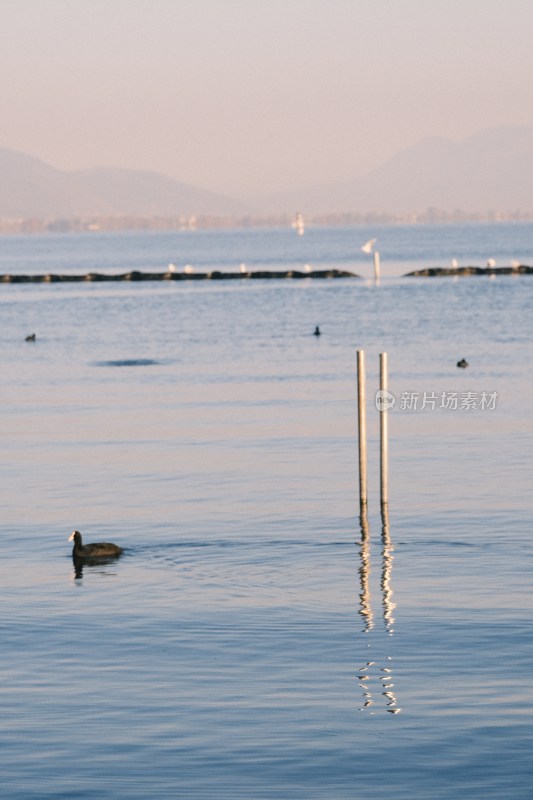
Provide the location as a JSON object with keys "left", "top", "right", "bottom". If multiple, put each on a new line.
{"left": 358, "top": 511, "right": 374, "bottom": 632}
{"left": 356, "top": 507, "right": 401, "bottom": 714}
{"left": 381, "top": 504, "right": 396, "bottom": 635}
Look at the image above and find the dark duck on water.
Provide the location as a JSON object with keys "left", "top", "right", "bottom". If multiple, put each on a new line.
{"left": 69, "top": 530, "right": 123, "bottom": 559}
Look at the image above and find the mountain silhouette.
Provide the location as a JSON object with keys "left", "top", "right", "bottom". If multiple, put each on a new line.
{"left": 0, "top": 126, "right": 531, "bottom": 218}
{"left": 258, "top": 127, "right": 533, "bottom": 215}
{"left": 0, "top": 148, "right": 243, "bottom": 217}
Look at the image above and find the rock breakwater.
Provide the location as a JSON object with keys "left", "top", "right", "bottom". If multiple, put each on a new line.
{"left": 0, "top": 268, "right": 358, "bottom": 284}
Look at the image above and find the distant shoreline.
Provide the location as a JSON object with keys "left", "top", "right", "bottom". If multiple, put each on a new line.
{"left": 1, "top": 210, "right": 532, "bottom": 235}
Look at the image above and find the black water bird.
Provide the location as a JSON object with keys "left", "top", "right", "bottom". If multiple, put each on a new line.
{"left": 313, "top": 326, "right": 321, "bottom": 336}
{"left": 25, "top": 333, "right": 36, "bottom": 341}
{"left": 69, "top": 530, "right": 123, "bottom": 559}
{"left": 457, "top": 358, "right": 468, "bottom": 368}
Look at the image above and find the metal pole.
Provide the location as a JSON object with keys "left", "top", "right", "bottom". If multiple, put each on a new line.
{"left": 357, "top": 350, "right": 367, "bottom": 509}
{"left": 373, "top": 251, "right": 381, "bottom": 282}
{"left": 380, "top": 352, "right": 389, "bottom": 507}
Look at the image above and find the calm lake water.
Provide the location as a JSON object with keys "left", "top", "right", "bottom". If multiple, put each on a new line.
{"left": 1, "top": 223, "right": 532, "bottom": 798}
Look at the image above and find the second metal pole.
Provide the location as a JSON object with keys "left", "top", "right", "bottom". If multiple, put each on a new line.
{"left": 380, "top": 351, "right": 389, "bottom": 507}
{"left": 357, "top": 350, "right": 367, "bottom": 509}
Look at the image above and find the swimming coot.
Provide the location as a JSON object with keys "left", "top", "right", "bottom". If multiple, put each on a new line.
{"left": 69, "top": 530, "right": 123, "bottom": 559}
{"left": 457, "top": 358, "right": 468, "bottom": 368}
{"left": 313, "top": 326, "right": 321, "bottom": 336}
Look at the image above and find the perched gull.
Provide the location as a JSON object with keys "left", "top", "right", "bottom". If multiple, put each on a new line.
{"left": 361, "top": 238, "right": 376, "bottom": 254}
{"left": 183, "top": 265, "right": 195, "bottom": 274}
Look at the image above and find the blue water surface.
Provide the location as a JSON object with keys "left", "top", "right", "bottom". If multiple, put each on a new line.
{"left": 0, "top": 224, "right": 532, "bottom": 798}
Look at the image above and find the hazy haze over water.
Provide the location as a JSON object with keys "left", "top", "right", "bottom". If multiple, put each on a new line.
{"left": 1, "top": 0, "right": 532, "bottom": 197}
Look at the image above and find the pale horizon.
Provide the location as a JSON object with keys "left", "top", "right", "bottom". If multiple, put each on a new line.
{"left": 2, "top": 0, "right": 532, "bottom": 198}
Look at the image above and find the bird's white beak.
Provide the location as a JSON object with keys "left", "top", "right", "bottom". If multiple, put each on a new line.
{"left": 68, "top": 531, "right": 76, "bottom": 542}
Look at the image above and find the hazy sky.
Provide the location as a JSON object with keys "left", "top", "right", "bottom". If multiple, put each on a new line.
{"left": 1, "top": 0, "right": 532, "bottom": 198}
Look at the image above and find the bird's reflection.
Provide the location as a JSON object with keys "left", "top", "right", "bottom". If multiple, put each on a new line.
{"left": 73, "top": 556, "right": 84, "bottom": 580}
{"left": 355, "top": 505, "right": 401, "bottom": 714}
{"left": 72, "top": 555, "right": 120, "bottom": 581}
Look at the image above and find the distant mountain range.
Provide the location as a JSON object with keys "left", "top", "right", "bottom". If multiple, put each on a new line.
{"left": 263, "top": 127, "right": 533, "bottom": 215}
{"left": 0, "top": 148, "right": 244, "bottom": 218}
{"left": 0, "top": 126, "right": 531, "bottom": 219}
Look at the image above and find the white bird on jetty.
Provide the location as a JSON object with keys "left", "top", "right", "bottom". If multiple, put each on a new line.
{"left": 240, "top": 263, "right": 247, "bottom": 274}
{"left": 487, "top": 258, "right": 496, "bottom": 268}
{"left": 361, "top": 238, "right": 376, "bottom": 254}
{"left": 304, "top": 264, "right": 312, "bottom": 273}
{"left": 451, "top": 258, "right": 458, "bottom": 268}
{"left": 183, "top": 264, "right": 195, "bottom": 274}
{"left": 168, "top": 263, "right": 177, "bottom": 273}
